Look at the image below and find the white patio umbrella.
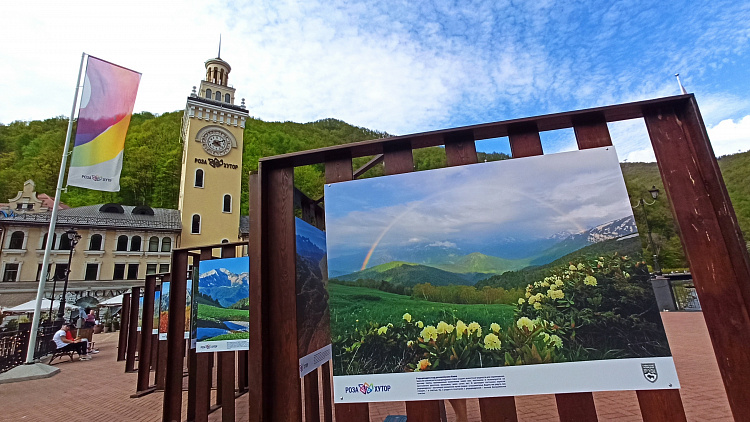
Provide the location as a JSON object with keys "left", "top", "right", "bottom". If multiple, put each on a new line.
{"left": 98, "top": 294, "right": 124, "bottom": 306}
{"left": 4, "top": 299, "right": 76, "bottom": 314}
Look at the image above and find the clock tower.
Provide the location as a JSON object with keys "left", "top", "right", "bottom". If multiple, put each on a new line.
{"left": 178, "top": 53, "right": 248, "bottom": 248}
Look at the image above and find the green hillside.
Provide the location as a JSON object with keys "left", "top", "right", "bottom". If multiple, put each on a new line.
{"left": 333, "top": 261, "right": 477, "bottom": 287}
{"left": 432, "top": 252, "right": 529, "bottom": 274}
{"left": 476, "top": 235, "right": 644, "bottom": 290}
{"left": 1, "top": 112, "right": 748, "bottom": 269}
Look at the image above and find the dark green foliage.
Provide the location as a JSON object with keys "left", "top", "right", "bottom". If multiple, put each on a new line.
{"left": 195, "top": 291, "right": 222, "bottom": 307}
{"left": 0, "top": 111, "right": 747, "bottom": 267}
{"left": 517, "top": 254, "right": 672, "bottom": 361}
{"left": 477, "top": 237, "right": 643, "bottom": 290}
{"left": 229, "top": 297, "right": 250, "bottom": 310}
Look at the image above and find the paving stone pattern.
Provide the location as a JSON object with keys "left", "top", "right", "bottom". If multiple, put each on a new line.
{"left": 0, "top": 312, "right": 733, "bottom": 422}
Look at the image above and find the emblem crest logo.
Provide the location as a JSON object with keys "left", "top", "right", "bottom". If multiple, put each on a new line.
{"left": 641, "top": 363, "right": 658, "bottom": 383}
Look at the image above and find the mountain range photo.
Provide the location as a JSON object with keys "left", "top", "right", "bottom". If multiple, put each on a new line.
{"left": 331, "top": 215, "right": 638, "bottom": 289}
{"left": 326, "top": 148, "right": 640, "bottom": 291}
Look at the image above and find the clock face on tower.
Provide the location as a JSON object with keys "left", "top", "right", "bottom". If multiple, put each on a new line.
{"left": 199, "top": 129, "right": 233, "bottom": 156}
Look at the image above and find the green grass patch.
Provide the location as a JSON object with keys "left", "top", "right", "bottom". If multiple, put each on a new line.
{"left": 203, "top": 332, "right": 249, "bottom": 341}
{"left": 329, "top": 283, "right": 515, "bottom": 337}
{"left": 196, "top": 304, "right": 249, "bottom": 322}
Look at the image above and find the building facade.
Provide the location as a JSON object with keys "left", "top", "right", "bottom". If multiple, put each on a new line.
{"left": 178, "top": 55, "right": 248, "bottom": 248}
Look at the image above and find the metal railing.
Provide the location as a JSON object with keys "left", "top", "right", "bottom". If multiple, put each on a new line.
{"left": 0, "top": 329, "right": 28, "bottom": 374}
{"left": 0, "top": 324, "right": 62, "bottom": 373}
{"left": 670, "top": 279, "right": 702, "bottom": 311}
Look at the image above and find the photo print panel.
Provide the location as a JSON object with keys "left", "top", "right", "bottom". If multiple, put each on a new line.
{"left": 152, "top": 290, "right": 160, "bottom": 335}
{"left": 295, "top": 217, "right": 332, "bottom": 377}
{"left": 187, "top": 269, "right": 195, "bottom": 343}
{"left": 324, "top": 146, "right": 678, "bottom": 403}
{"left": 158, "top": 282, "right": 170, "bottom": 341}
{"left": 194, "top": 257, "right": 250, "bottom": 353}
{"left": 137, "top": 295, "right": 144, "bottom": 332}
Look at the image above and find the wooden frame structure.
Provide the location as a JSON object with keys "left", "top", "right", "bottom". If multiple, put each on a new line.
{"left": 162, "top": 242, "right": 250, "bottom": 422}
{"left": 250, "top": 94, "right": 750, "bottom": 422}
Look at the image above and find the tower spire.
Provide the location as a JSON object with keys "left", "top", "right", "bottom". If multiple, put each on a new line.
{"left": 218, "top": 34, "right": 222, "bottom": 59}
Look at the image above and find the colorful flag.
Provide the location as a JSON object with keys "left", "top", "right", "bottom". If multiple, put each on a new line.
{"left": 67, "top": 56, "right": 141, "bottom": 192}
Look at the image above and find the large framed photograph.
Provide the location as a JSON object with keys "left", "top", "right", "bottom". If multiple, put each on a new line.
{"left": 194, "top": 257, "right": 250, "bottom": 353}
{"left": 324, "top": 147, "right": 678, "bottom": 403}
{"left": 295, "top": 217, "right": 332, "bottom": 377}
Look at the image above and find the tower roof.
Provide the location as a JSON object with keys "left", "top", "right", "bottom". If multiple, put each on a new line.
{"left": 205, "top": 57, "right": 231, "bottom": 73}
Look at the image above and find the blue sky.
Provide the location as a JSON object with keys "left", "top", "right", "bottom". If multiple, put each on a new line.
{"left": 1, "top": 0, "right": 748, "bottom": 161}
{"left": 296, "top": 217, "right": 326, "bottom": 251}
{"left": 198, "top": 257, "right": 249, "bottom": 277}
{"left": 325, "top": 147, "right": 633, "bottom": 264}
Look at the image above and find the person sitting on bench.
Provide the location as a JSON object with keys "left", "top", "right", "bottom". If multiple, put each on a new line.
{"left": 53, "top": 324, "right": 91, "bottom": 361}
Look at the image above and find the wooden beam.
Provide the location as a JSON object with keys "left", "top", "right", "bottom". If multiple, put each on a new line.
{"left": 163, "top": 250, "right": 188, "bottom": 422}
{"left": 264, "top": 165, "right": 302, "bottom": 421}
{"left": 644, "top": 100, "right": 750, "bottom": 420}
{"left": 304, "top": 371, "right": 320, "bottom": 422}
{"left": 258, "top": 95, "right": 694, "bottom": 169}
{"left": 125, "top": 286, "right": 140, "bottom": 373}
{"left": 248, "top": 172, "right": 263, "bottom": 422}
{"left": 117, "top": 292, "right": 130, "bottom": 361}
{"left": 135, "top": 275, "right": 156, "bottom": 393}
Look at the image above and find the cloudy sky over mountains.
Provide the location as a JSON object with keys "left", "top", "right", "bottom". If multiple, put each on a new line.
{"left": 324, "top": 147, "right": 633, "bottom": 264}
{"left": 2, "top": 0, "right": 748, "bottom": 161}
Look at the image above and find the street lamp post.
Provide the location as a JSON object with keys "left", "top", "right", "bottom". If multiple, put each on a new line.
{"left": 633, "top": 186, "right": 661, "bottom": 275}
{"left": 47, "top": 271, "right": 57, "bottom": 322}
{"left": 56, "top": 229, "right": 81, "bottom": 322}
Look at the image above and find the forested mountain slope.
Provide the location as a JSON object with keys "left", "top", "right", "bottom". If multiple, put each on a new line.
{"left": 1, "top": 112, "right": 747, "bottom": 269}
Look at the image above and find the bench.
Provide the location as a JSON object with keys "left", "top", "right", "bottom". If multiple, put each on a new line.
{"left": 47, "top": 341, "right": 78, "bottom": 365}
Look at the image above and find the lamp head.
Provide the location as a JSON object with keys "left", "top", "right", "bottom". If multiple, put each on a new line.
{"left": 648, "top": 185, "right": 660, "bottom": 200}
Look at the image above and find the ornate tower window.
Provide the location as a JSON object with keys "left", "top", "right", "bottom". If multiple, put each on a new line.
{"left": 205, "top": 88, "right": 212, "bottom": 99}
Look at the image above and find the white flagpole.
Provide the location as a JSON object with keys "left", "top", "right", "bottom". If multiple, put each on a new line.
{"left": 25, "top": 52, "right": 86, "bottom": 364}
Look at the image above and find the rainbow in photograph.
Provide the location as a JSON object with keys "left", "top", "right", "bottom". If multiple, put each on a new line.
{"left": 68, "top": 56, "right": 141, "bottom": 192}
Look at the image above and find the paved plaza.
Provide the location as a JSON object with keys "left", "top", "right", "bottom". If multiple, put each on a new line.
{"left": 0, "top": 312, "right": 733, "bottom": 422}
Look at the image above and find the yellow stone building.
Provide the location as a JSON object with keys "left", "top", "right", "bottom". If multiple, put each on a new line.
{"left": 0, "top": 54, "right": 248, "bottom": 308}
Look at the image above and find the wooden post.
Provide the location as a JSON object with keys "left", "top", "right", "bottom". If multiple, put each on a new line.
{"left": 219, "top": 244, "right": 237, "bottom": 420}
{"left": 262, "top": 164, "right": 301, "bottom": 421}
{"left": 304, "top": 371, "right": 320, "bottom": 422}
{"left": 644, "top": 97, "right": 750, "bottom": 420}
{"left": 572, "top": 113, "right": 689, "bottom": 420}
{"left": 163, "top": 250, "right": 188, "bottom": 422}
{"left": 321, "top": 362, "right": 333, "bottom": 422}
{"left": 194, "top": 248, "right": 213, "bottom": 422}
{"left": 117, "top": 292, "right": 130, "bottom": 361}
{"left": 134, "top": 274, "right": 156, "bottom": 395}
{"left": 125, "top": 286, "right": 140, "bottom": 373}
{"left": 248, "top": 172, "right": 263, "bottom": 422}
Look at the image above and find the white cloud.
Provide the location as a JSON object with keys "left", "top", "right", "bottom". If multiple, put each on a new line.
{"left": 707, "top": 115, "right": 750, "bottom": 156}
{"left": 1, "top": 0, "right": 749, "bottom": 163}
{"left": 428, "top": 241, "right": 457, "bottom": 248}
